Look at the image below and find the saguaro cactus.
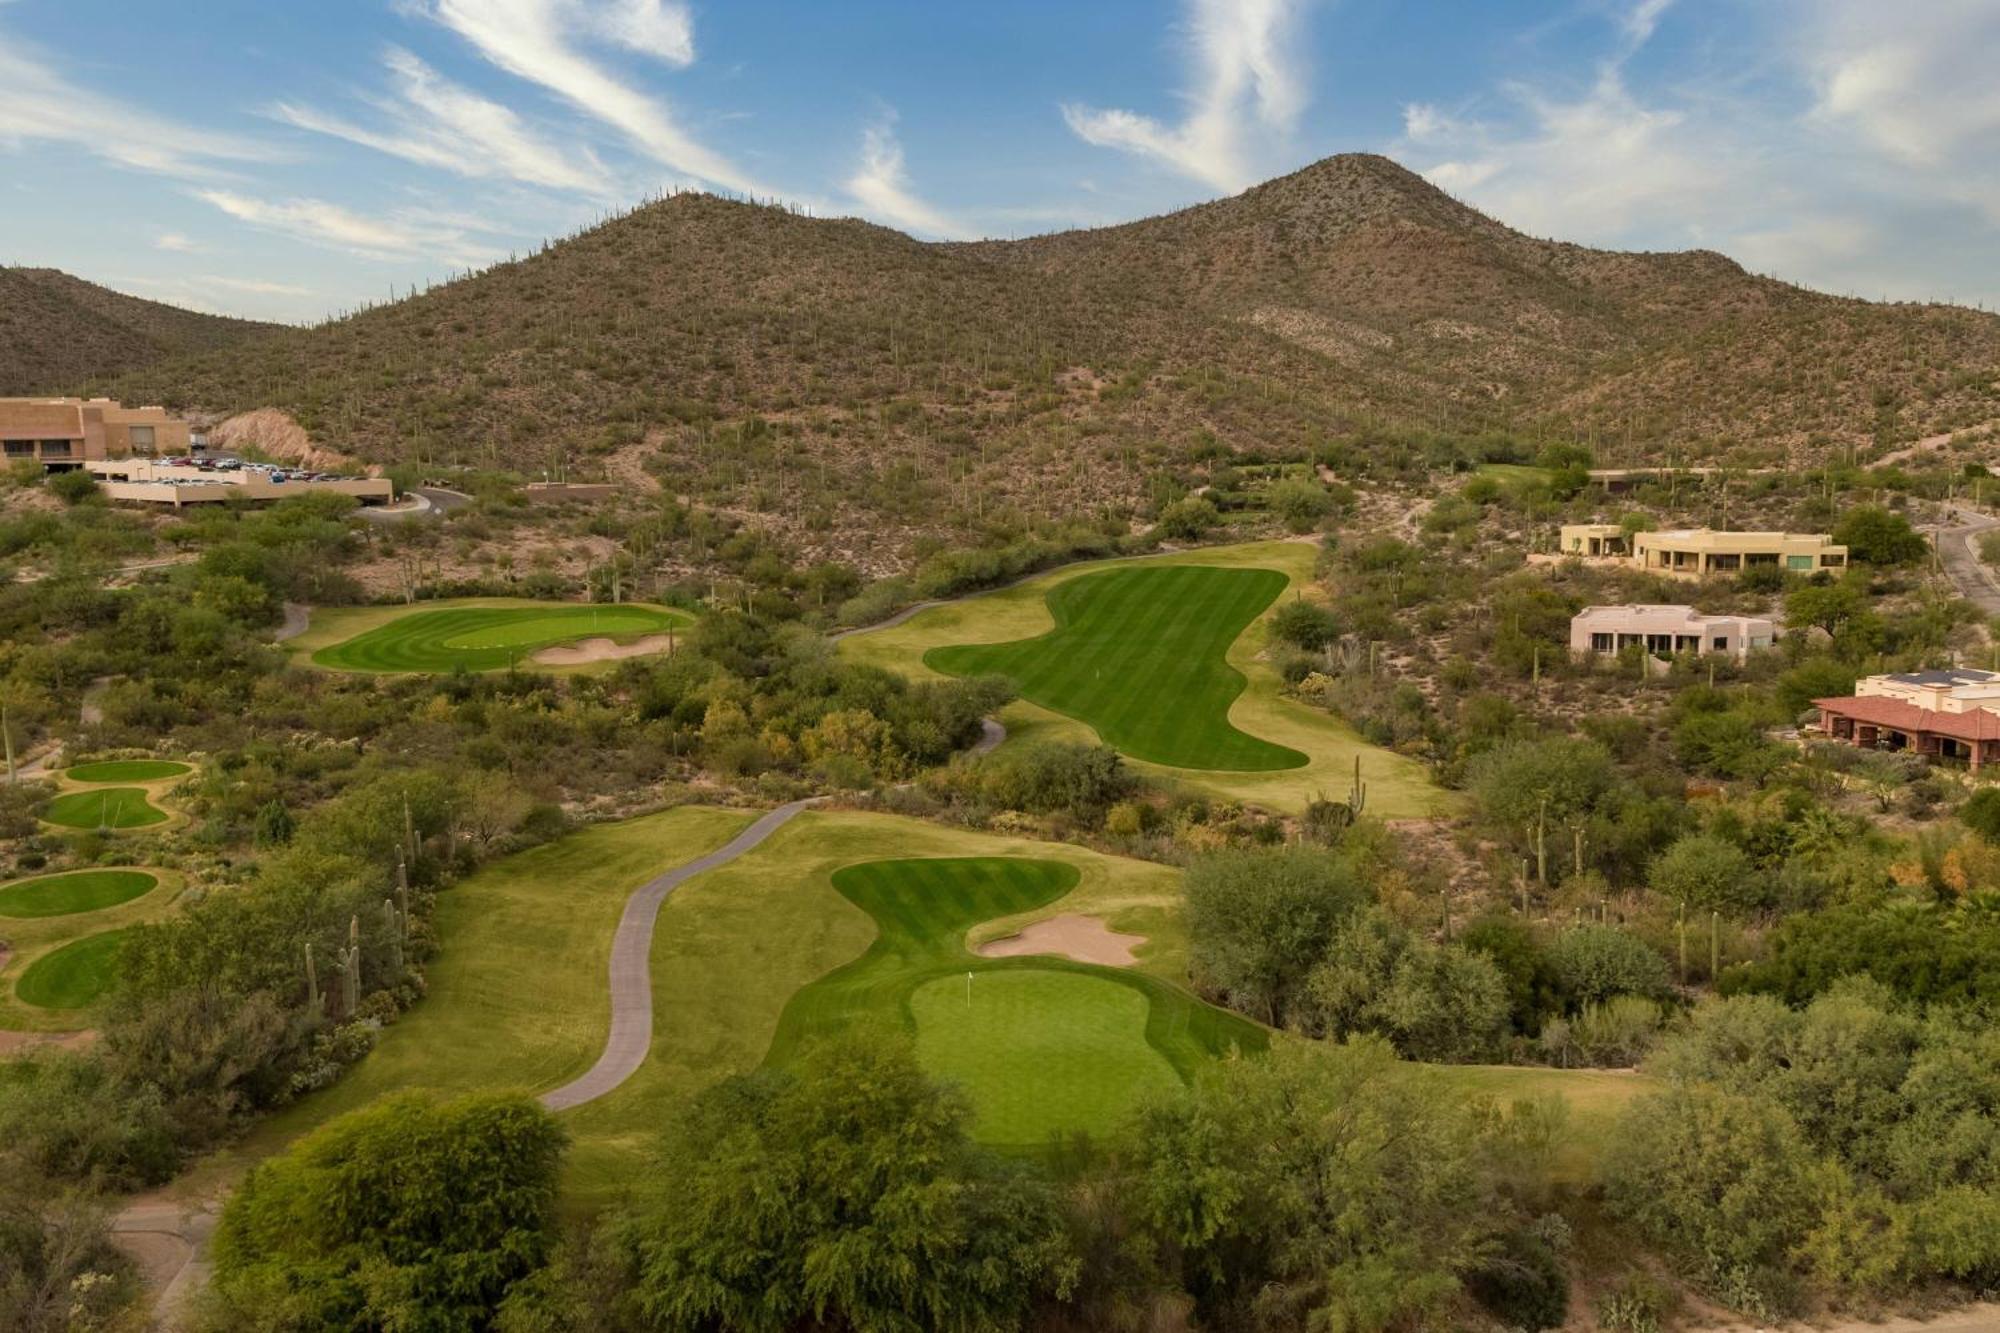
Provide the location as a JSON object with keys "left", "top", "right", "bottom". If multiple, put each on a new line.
{"left": 305, "top": 941, "right": 320, "bottom": 1011}
{"left": 1348, "top": 755, "right": 1367, "bottom": 818}
{"left": 383, "top": 897, "right": 404, "bottom": 974}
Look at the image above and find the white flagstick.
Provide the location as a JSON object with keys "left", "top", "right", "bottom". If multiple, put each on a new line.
{"left": 966, "top": 971, "right": 973, "bottom": 1007}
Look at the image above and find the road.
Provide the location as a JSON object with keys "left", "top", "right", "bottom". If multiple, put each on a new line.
{"left": 1932, "top": 507, "right": 2000, "bottom": 616}
{"left": 356, "top": 486, "right": 472, "bottom": 523}
{"left": 537, "top": 798, "right": 820, "bottom": 1112}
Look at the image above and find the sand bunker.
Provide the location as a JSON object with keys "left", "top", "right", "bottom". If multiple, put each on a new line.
{"left": 975, "top": 914, "right": 1147, "bottom": 968}
{"left": 531, "top": 634, "right": 676, "bottom": 665}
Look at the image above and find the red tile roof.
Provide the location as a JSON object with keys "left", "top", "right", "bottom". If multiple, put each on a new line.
{"left": 1815, "top": 695, "right": 2000, "bottom": 741}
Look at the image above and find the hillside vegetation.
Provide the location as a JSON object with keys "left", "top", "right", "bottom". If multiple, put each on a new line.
{"left": 85, "top": 154, "right": 2000, "bottom": 558}
{"left": 0, "top": 267, "right": 278, "bottom": 394}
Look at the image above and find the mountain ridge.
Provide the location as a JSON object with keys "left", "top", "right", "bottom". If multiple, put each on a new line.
{"left": 0, "top": 266, "right": 281, "bottom": 396}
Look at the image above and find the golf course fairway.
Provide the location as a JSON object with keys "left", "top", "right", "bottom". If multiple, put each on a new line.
{"left": 926, "top": 565, "right": 1308, "bottom": 771}
{"left": 765, "top": 856, "right": 1265, "bottom": 1146}
{"left": 308, "top": 602, "right": 691, "bottom": 673}
{"left": 14, "top": 928, "right": 133, "bottom": 1010}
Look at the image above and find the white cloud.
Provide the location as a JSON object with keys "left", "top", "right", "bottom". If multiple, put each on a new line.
{"left": 843, "top": 117, "right": 970, "bottom": 240}
{"left": 422, "top": 0, "right": 774, "bottom": 196}
{"left": 154, "top": 232, "right": 199, "bottom": 252}
{"left": 273, "top": 48, "right": 614, "bottom": 196}
{"left": 596, "top": 0, "right": 694, "bottom": 65}
{"left": 1062, "top": 0, "right": 1315, "bottom": 193}
{"left": 200, "top": 275, "right": 317, "bottom": 297}
{"left": 194, "top": 189, "right": 500, "bottom": 267}
{"left": 0, "top": 33, "right": 273, "bottom": 179}
{"left": 1800, "top": 1, "right": 2000, "bottom": 222}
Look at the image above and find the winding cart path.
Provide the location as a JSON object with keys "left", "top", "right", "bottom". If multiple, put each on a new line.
{"left": 538, "top": 798, "right": 820, "bottom": 1111}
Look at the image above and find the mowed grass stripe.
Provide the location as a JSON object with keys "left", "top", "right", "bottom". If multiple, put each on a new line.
{"left": 926, "top": 565, "right": 1307, "bottom": 772}
{"left": 314, "top": 604, "right": 688, "bottom": 674}
{"left": 767, "top": 856, "right": 1265, "bottom": 1146}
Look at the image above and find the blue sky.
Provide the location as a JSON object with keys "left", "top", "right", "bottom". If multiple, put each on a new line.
{"left": 2, "top": 0, "right": 1997, "bottom": 322}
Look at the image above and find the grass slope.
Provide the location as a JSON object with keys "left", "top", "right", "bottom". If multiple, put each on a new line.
{"left": 0, "top": 870, "right": 158, "bottom": 919}
{"left": 765, "top": 856, "right": 1262, "bottom": 1145}
{"left": 841, "top": 541, "right": 1446, "bottom": 814}
{"left": 14, "top": 929, "right": 133, "bottom": 1009}
{"left": 312, "top": 603, "right": 688, "bottom": 673}
{"left": 65, "top": 760, "right": 190, "bottom": 783}
{"left": 41, "top": 787, "right": 167, "bottom": 830}
{"left": 926, "top": 565, "right": 1307, "bottom": 772}
{"left": 225, "top": 808, "right": 756, "bottom": 1169}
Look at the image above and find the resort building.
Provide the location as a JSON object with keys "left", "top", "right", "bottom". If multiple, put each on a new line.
{"left": 1558, "top": 523, "right": 1630, "bottom": 557}
{"left": 1629, "top": 529, "right": 1846, "bottom": 578}
{"left": 1816, "top": 668, "right": 2000, "bottom": 771}
{"left": 0, "top": 397, "right": 192, "bottom": 470}
{"left": 1570, "top": 604, "right": 1778, "bottom": 660}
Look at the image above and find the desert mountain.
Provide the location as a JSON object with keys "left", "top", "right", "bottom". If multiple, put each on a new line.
{"left": 82, "top": 154, "right": 2000, "bottom": 543}
{"left": 0, "top": 267, "right": 279, "bottom": 395}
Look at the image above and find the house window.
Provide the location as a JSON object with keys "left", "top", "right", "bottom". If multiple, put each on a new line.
{"left": 1590, "top": 632, "right": 1614, "bottom": 651}
{"left": 2, "top": 440, "right": 32, "bottom": 457}
{"left": 39, "top": 440, "right": 72, "bottom": 458}
{"left": 1713, "top": 636, "right": 1729, "bottom": 650}
{"left": 1822, "top": 554, "right": 1846, "bottom": 567}
{"left": 1787, "top": 555, "right": 1813, "bottom": 570}
{"left": 129, "top": 425, "right": 156, "bottom": 452}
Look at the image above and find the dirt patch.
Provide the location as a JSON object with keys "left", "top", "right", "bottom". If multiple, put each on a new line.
{"left": 208, "top": 408, "right": 363, "bottom": 472}
{"left": 0, "top": 1026, "right": 97, "bottom": 1056}
{"left": 530, "top": 634, "right": 676, "bottom": 666}
{"left": 975, "top": 913, "right": 1146, "bottom": 967}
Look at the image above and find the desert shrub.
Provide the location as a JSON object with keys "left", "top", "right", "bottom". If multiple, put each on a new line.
{"left": 1549, "top": 926, "right": 1672, "bottom": 1010}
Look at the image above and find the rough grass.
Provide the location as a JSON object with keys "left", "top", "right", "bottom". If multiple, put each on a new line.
{"left": 1430, "top": 1064, "right": 1657, "bottom": 1186}
{"left": 41, "top": 787, "right": 166, "bottom": 830}
{"left": 765, "top": 856, "right": 1264, "bottom": 1148}
{"left": 840, "top": 541, "right": 1448, "bottom": 814}
{"left": 310, "top": 602, "right": 690, "bottom": 673}
{"left": 0, "top": 870, "right": 158, "bottom": 919}
{"left": 926, "top": 565, "right": 1307, "bottom": 772}
{"left": 64, "top": 760, "right": 190, "bottom": 783}
{"left": 14, "top": 928, "right": 133, "bottom": 1009}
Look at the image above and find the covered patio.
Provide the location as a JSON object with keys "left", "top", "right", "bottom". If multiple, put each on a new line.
{"left": 1815, "top": 695, "right": 2000, "bottom": 770}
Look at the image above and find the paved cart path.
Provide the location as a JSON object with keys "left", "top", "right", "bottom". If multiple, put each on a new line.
{"left": 538, "top": 798, "right": 820, "bottom": 1112}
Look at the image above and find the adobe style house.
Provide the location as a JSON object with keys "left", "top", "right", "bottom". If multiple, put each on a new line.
{"left": 1559, "top": 523, "right": 1630, "bottom": 557}
{"left": 1816, "top": 668, "right": 2000, "bottom": 770}
{"left": 1570, "top": 604, "right": 1777, "bottom": 661}
{"left": 0, "top": 397, "right": 192, "bottom": 470}
{"left": 1630, "top": 529, "right": 1846, "bottom": 578}
{"left": 1555, "top": 525, "right": 1847, "bottom": 578}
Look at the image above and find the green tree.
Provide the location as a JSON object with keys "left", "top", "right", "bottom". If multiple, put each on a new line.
{"left": 207, "top": 1093, "right": 566, "bottom": 1331}
{"left": 1648, "top": 832, "right": 1756, "bottom": 913}
{"left": 1264, "top": 478, "right": 1334, "bottom": 532}
{"left": 45, "top": 470, "right": 99, "bottom": 505}
{"left": 1601, "top": 1085, "right": 1821, "bottom": 1308}
{"left": 1155, "top": 497, "right": 1220, "bottom": 541}
{"left": 1460, "top": 916, "right": 1562, "bottom": 1035}
{"left": 1833, "top": 505, "right": 1929, "bottom": 567}
{"left": 1133, "top": 1037, "right": 1498, "bottom": 1332}
{"left": 1183, "top": 845, "right": 1370, "bottom": 1026}
{"left": 1301, "top": 908, "right": 1509, "bottom": 1061}
{"left": 0, "top": 1171, "right": 136, "bottom": 1333}
{"left": 1269, "top": 598, "right": 1340, "bottom": 650}
{"left": 1960, "top": 787, "right": 2000, "bottom": 843}
{"left": 1549, "top": 926, "right": 1672, "bottom": 1010}
{"left": 618, "top": 1033, "right": 1072, "bottom": 1332}
{"left": 1465, "top": 739, "right": 1615, "bottom": 882}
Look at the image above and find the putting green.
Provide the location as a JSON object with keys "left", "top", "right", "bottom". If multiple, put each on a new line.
{"left": 912, "top": 971, "right": 1182, "bottom": 1143}
{"left": 311, "top": 603, "right": 689, "bottom": 673}
{"left": 14, "top": 928, "right": 132, "bottom": 1009}
{"left": 41, "top": 787, "right": 167, "bottom": 830}
{"left": 767, "top": 856, "right": 1265, "bottom": 1146}
{"left": 926, "top": 565, "right": 1308, "bottom": 772}
{"left": 65, "top": 759, "right": 190, "bottom": 783}
{"left": 0, "top": 870, "right": 158, "bottom": 918}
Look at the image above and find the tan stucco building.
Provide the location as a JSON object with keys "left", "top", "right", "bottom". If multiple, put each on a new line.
{"left": 0, "top": 398, "right": 192, "bottom": 470}
{"left": 1570, "top": 604, "right": 1778, "bottom": 661}
{"left": 1629, "top": 529, "right": 1847, "bottom": 578}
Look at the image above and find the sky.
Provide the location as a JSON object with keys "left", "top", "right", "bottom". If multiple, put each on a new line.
{"left": 2, "top": 0, "right": 1998, "bottom": 323}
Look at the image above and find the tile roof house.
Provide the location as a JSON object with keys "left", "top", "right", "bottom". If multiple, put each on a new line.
{"left": 1816, "top": 668, "right": 2000, "bottom": 770}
